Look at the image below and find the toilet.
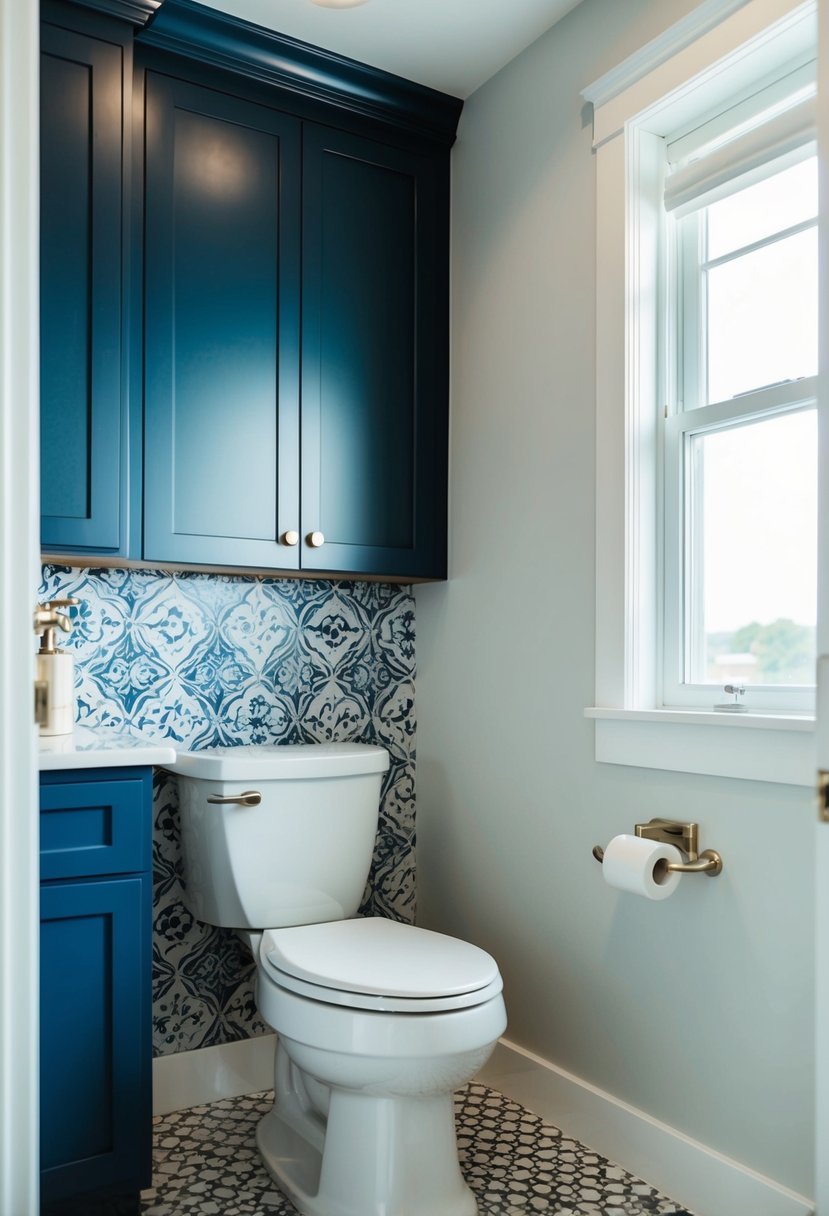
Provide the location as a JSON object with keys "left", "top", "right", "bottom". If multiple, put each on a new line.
{"left": 171, "top": 742, "right": 507, "bottom": 1216}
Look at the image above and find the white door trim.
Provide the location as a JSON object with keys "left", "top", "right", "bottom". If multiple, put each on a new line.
{"left": 814, "top": 0, "right": 829, "bottom": 1204}
{"left": 0, "top": 0, "right": 40, "bottom": 1210}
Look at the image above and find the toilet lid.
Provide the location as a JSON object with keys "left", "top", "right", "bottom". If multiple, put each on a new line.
{"left": 260, "top": 917, "right": 500, "bottom": 1000}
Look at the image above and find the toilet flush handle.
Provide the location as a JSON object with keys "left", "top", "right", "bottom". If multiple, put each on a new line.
{"left": 206, "top": 790, "right": 262, "bottom": 807}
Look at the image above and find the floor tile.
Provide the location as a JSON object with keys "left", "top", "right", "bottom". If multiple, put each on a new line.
{"left": 141, "top": 1084, "right": 695, "bottom": 1215}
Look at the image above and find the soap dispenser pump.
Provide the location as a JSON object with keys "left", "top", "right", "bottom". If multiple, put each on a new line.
{"left": 33, "top": 597, "right": 78, "bottom": 736}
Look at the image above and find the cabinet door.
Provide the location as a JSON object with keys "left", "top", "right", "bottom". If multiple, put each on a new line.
{"left": 40, "top": 20, "right": 124, "bottom": 552}
{"left": 40, "top": 774, "right": 150, "bottom": 881}
{"left": 301, "top": 125, "right": 449, "bottom": 579}
{"left": 143, "top": 74, "right": 301, "bottom": 568}
{"left": 40, "top": 876, "right": 152, "bottom": 1205}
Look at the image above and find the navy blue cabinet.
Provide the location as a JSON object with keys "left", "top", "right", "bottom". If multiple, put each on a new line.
{"left": 301, "top": 125, "right": 447, "bottom": 578}
{"left": 40, "top": 7, "right": 130, "bottom": 555}
{"left": 39, "top": 768, "right": 153, "bottom": 1214}
{"left": 142, "top": 81, "right": 449, "bottom": 579}
{"left": 39, "top": 0, "right": 455, "bottom": 580}
{"left": 142, "top": 74, "right": 302, "bottom": 569}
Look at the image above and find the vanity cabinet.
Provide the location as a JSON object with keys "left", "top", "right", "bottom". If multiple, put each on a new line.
{"left": 40, "top": 4, "right": 131, "bottom": 556}
{"left": 39, "top": 768, "right": 153, "bottom": 1214}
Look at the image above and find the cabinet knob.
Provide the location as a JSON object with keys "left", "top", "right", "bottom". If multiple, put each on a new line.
{"left": 281, "top": 530, "right": 299, "bottom": 547}
{"left": 308, "top": 531, "right": 325, "bottom": 548}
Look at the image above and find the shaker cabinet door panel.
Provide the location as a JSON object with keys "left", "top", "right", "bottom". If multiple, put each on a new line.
{"left": 40, "top": 21, "right": 124, "bottom": 552}
{"left": 301, "top": 125, "right": 448, "bottom": 579}
{"left": 39, "top": 875, "right": 152, "bottom": 1205}
{"left": 39, "top": 768, "right": 153, "bottom": 1211}
{"left": 143, "top": 74, "right": 301, "bottom": 569}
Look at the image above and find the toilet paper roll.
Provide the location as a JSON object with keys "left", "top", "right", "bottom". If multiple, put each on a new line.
{"left": 601, "top": 834, "right": 683, "bottom": 900}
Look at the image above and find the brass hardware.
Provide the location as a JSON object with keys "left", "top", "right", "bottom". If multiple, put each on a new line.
{"left": 307, "top": 531, "right": 325, "bottom": 548}
{"left": 818, "top": 771, "right": 829, "bottom": 823}
{"left": 635, "top": 817, "right": 699, "bottom": 857}
{"left": 665, "top": 849, "right": 722, "bottom": 875}
{"left": 206, "top": 790, "right": 262, "bottom": 807}
{"left": 592, "top": 818, "right": 723, "bottom": 877}
{"left": 33, "top": 597, "right": 78, "bottom": 655}
{"left": 282, "top": 530, "right": 299, "bottom": 547}
{"left": 34, "top": 680, "right": 48, "bottom": 728}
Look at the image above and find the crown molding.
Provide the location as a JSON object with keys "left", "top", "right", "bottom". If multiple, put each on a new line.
{"left": 582, "top": 0, "right": 754, "bottom": 108}
{"left": 62, "top": 0, "right": 161, "bottom": 26}
{"left": 137, "top": 0, "right": 463, "bottom": 147}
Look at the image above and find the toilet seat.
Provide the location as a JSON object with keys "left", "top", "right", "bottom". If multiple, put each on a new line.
{"left": 259, "top": 917, "right": 504, "bottom": 1014}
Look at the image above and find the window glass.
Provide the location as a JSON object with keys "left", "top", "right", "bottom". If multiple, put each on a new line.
{"left": 706, "top": 225, "right": 817, "bottom": 402}
{"left": 706, "top": 156, "right": 817, "bottom": 259}
{"left": 689, "top": 408, "right": 816, "bottom": 686}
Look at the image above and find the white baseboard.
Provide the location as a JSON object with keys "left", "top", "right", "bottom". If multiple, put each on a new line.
{"left": 476, "top": 1038, "right": 814, "bottom": 1216}
{"left": 153, "top": 1034, "right": 276, "bottom": 1116}
{"left": 152, "top": 1032, "right": 814, "bottom": 1216}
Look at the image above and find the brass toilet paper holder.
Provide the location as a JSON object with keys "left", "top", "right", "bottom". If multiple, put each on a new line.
{"left": 592, "top": 818, "right": 723, "bottom": 876}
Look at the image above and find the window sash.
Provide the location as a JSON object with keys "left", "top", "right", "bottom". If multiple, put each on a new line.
{"left": 678, "top": 207, "right": 818, "bottom": 415}
{"left": 662, "top": 379, "right": 817, "bottom": 711}
{"left": 666, "top": 136, "right": 818, "bottom": 711}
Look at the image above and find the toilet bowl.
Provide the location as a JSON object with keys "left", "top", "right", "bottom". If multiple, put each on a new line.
{"left": 255, "top": 917, "right": 506, "bottom": 1216}
{"left": 170, "top": 743, "right": 508, "bottom": 1216}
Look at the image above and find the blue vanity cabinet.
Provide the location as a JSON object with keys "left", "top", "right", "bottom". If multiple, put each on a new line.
{"left": 300, "top": 125, "right": 449, "bottom": 579}
{"left": 142, "top": 72, "right": 303, "bottom": 570}
{"left": 39, "top": 768, "right": 153, "bottom": 1214}
{"left": 40, "top": 5, "right": 131, "bottom": 555}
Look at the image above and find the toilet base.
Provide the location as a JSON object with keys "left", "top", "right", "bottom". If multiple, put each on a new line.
{"left": 256, "top": 1043, "right": 479, "bottom": 1216}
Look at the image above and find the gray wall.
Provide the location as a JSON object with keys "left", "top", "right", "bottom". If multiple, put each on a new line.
{"left": 415, "top": 0, "right": 814, "bottom": 1196}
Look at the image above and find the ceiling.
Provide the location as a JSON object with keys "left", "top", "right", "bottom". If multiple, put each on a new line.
{"left": 195, "top": 0, "right": 584, "bottom": 98}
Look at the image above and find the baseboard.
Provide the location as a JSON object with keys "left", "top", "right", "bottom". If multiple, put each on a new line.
{"left": 152, "top": 1034, "right": 276, "bottom": 1116}
{"left": 475, "top": 1039, "right": 814, "bottom": 1216}
{"left": 153, "top": 1031, "right": 814, "bottom": 1216}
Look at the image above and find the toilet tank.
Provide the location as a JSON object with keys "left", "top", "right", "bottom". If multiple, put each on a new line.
{"left": 170, "top": 743, "right": 389, "bottom": 930}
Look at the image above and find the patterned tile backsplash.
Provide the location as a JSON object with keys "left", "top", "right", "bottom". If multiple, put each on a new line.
{"left": 40, "top": 565, "right": 416, "bottom": 1055}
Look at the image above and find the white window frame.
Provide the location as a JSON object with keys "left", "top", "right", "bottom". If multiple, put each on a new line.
{"left": 664, "top": 170, "right": 819, "bottom": 714}
{"left": 583, "top": 0, "right": 817, "bottom": 786}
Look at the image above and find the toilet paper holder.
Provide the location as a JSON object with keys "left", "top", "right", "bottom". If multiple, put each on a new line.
{"left": 592, "top": 818, "right": 723, "bottom": 876}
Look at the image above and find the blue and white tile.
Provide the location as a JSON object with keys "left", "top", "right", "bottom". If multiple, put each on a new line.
{"left": 40, "top": 565, "right": 417, "bottom": 1056}
{"left": 299, "top": 594, "right": 370, "bottom": 671}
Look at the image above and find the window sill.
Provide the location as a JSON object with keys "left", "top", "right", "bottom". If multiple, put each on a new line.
{"left": 584, "top": 707, "right": 814, "bottom": 786}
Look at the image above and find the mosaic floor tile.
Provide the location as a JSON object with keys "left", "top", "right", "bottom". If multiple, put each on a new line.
{"left": 140, "top": 1084, "right": 695, "bottom": 1215}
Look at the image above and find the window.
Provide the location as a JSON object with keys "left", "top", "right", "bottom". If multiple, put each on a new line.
{"left": 583, "top": 0, "right": 817, "bottom": 785}
{"left": 663, "top": 126, "right": 818, "bottom": 713}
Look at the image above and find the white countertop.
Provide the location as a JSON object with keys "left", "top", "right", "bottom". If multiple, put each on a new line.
{"left": 38, "top": 725, "right": 177, "bottom": 772}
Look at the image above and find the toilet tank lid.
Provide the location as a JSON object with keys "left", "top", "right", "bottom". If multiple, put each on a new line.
{"left": 169, "top": 742, "right": 389, "bottom": 781}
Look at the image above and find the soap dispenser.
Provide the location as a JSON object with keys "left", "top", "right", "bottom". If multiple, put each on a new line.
{"left": 33, "top": 598, "right": 78, "bottom": 736}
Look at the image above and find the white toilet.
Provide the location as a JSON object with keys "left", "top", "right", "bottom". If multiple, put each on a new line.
{"left": 171, "top": 742, "right": 507, "bottom": 1216}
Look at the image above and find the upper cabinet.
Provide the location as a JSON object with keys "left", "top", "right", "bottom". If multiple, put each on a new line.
{"left": 142, "top": 74, "right": 302, "bottom": 570}
{"left": 40, "top": 0, "right": 460, "bottom": 581}
{"left": 301, "top": 126, "right": 447, "bottom": 578}
{"left": 40, "top": 7, "right": 130, "bottom": 553}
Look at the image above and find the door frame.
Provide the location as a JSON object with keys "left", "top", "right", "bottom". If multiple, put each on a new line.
{"left": 816, "top": 0, "right": 829, "bottom": 1210}
{"left": 0, "top": 0, "right": 41, "bottom": 1209}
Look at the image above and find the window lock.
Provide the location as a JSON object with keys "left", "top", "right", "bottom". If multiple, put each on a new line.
{"left": 714, "top": 683, "right": 748, "bottom": 713}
